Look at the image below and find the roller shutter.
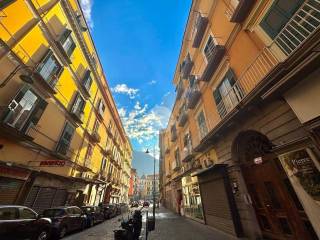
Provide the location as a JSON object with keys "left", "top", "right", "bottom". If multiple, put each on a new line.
{"left": 52, "top": 189, "right": 67, "bottom": 207}
{"left": 0, "top": 177, "right": 23, "bottom": 204}
{"left": 199, "top": 176, "right": 235, "bottom": 235}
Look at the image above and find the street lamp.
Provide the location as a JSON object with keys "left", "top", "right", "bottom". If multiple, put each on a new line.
{"left": 145, "top": 147, "right": 156, "bottom": 232}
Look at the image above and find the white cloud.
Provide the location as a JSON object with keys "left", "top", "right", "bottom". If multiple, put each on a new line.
{"left": 147, "top": 80, "right": 157, "bottom": 85}
{"left": 79, "top": 0, "right": 94, "bottom": 29}
{"left": 111, "top": 84, "right": 139, "bottom": 99}
{"left": 120, "top": 102, "right": 170, "bottom": 149}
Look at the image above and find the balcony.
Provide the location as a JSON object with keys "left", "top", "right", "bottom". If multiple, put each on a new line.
{"left": 172, "top": 160, "right": 181, "bottom": 171}
{"left": 176, "top": 80, "right": 184, "bottom": 100}
{"left": 80, "top": 70, "right": 92, "bottom": 98}
{"left": 182, "top": 143, "right": 193, "bottom": 163}
{"left": 186, "top": 76, "right": 201, "bottom": 109}
{"left": 54, "top": 142, "right": 73, "bottom": 160}
{"left": 201, "top": 45, "right": 226, "bottom": 82}
{"left": 224, "top": 0, "right": 255, "bottom": 23}
{"left": 178, "top": 104, "right": 188, "bottom": 127}
{"left": 170, "top": 125, "right": 177, "bottom": 142}
{"left": 70, "top": 108, "right": 84, "bottom": 124}
{"left": 180, "top": 54, "right": 194, "bottom": 79}
{"left": 90, "top": 130, "right": 101, "bottom": 143}
{"left": 55, "top": 29, "right": 76, "bottom": 64}
{"left": 192, "top": 14, "right": 208, "bottom": 48}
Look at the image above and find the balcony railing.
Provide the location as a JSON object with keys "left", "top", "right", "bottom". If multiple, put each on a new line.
{"left": 192, "top": 13, "right": 209, "bottom": 48}
{"left": 176, "top": 80, "right": 184, "bottom": 100}
{"left": 201, "top": 45, "right": 226, "bottom": 82}
{"left": 172, "top": 160, "right": 181, "bottom": 171}
{"left": 224, "top": 0, "right": 255, "bottom": 23}
{"left": 90, "top": 130, "right": 101, "bottom": 143}
{"left": 171, "top": 126, "right": 177, "bottom": 142}
{"left": 70, "top": 108, "right": 84, "bottom": 124}
{"left": 181, "top": 54, "right": 194, "bottom": 79}
{"left": 186, "top": 77, "right": 201, "bottom": 109}
{"left": 272, "top": 0, "right": 320, "bottom": 57}
{"left": 178, "top": 104, "right": 188, "bottom": 127}
{"left": 216, "top": 1, "right": 320, "bottom": 119}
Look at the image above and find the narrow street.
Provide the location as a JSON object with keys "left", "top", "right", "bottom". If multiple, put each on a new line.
{"left": 63, "top": 206, "right": 236, "bottom": 240}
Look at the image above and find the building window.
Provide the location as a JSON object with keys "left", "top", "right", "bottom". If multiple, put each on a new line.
{"left": 71, "top": 93, "right": 85, "bottom": 117}
{"left": 260, "top": 0, "right": 304, "bottom": 39}
{"left": 56, "top": 122, "right": 74, "bottom": 155}
{"left": 93, "top": 119, "right": 100, "bottom": 133}
{"left": 59, "top": 29, "right": 76, "bottom": 57}
{"left": 213, "top": 69, "right": 244, "bottom": 118}
{"left": 204, "top": 35, "right": 216, "bottom": 62}
{"left": 197, "top": 111, "right": 208, "bottom": 139}
{"left": 36, "top": 50, "right": 63, "bottom": 87}
{"left": 97, "top": 99, "right": 105, "bottom": 117}
{"left": 3, "top": 86, "right": 47, "bottom": 132}
{"left": 100, "top": 157, "right": 107, "bottom": 172}
{"left": 175, "top": 148, "right": 180, "bottom": 166}
{"left": 85, "top": 144, "right": 93, "bottom": 167}
{"left": 82, "top": 70, "right": 92, "bottom": 93}
{"left": 183, "top": 132, "right": 192, "bottom": 152}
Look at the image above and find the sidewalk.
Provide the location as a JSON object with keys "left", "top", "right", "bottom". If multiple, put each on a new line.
{"left": 143, "top": 207, "right": 237, "bottom": 240}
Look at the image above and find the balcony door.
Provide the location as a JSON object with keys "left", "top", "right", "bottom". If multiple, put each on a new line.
{"left": 3, "top": 87, "right": 46, "bottom": 132}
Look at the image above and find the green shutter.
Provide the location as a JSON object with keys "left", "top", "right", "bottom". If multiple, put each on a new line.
{"left": 260, "top": 0, "right": 304, "bottom": 39}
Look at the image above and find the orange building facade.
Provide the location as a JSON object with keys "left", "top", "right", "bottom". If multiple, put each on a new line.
{"left": 159, "top": 0, "right": 320, "bottom": 239}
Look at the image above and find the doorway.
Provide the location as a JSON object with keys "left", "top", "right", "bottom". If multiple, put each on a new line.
{"left": 234, "top": 130, "right": 316, "bottom": 239}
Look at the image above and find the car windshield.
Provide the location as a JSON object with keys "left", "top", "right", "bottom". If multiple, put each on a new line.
{"left": 82, "top": 207, "right": 94, "bottom": 213}
{"left": 43, "top": 209, "right": 65, "bottom": 217}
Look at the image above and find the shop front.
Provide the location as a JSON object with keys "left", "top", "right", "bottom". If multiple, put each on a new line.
{"left": 0, "top": 163, "right": 31, "bottom": 204}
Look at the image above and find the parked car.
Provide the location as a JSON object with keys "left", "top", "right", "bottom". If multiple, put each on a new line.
{"left": 81, "top": 206, "right": 104, "bottom": 227}
{"left": 42, "top": 206, "right": 86, "bottom": 239}
{"left": 100, "top": 204, "right": 117, "bottom": 219}
{"left": 0, "top": 205, "right": 52, "bottom": 240}
{"left": 143, "top": 201, "right": 150, "bottom": 207}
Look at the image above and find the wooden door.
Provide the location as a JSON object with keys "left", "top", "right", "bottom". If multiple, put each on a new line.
{"left": 242, "top": 159, "right": 313, "bottom": 240}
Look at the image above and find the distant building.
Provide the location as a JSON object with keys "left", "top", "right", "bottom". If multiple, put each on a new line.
{"left": 138, "top": 174, "right": 159, "bottom": 201}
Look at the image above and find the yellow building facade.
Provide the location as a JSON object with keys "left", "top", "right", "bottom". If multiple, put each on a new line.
{"left": 0, "top": 0, "right": 132, "bottom": 211}
{"left": 160, "top": 0, "right": 320, "bottom": 239}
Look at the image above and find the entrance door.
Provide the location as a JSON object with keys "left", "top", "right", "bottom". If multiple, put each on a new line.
{"left": 242, "top": 158, "right": 314, "bottom": 239}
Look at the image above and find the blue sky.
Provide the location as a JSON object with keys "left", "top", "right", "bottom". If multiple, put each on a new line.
{"left": 80, "top": 0, "right": 191, "bottom": 156}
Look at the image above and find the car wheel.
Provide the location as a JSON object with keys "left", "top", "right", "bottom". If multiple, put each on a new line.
{"left": 59, "top": 226, "right": 67, "bottom": 239}
{"left": 36, "top": 230, "right": 48, "bottom": 240}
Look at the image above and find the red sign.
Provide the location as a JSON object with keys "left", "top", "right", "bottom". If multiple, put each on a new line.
{"left": 40, "top": 160, "right": 66, "bottom": 167}
{"left": 0, "top": 165, "right": 30, "bottom": 180}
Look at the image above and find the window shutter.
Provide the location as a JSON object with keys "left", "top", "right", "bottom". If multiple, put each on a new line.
{"left": 260, "top": 0, "right": 303, "bottom": 39}
{"left": 67, "top": 40, "right": 76, "bottom": 57}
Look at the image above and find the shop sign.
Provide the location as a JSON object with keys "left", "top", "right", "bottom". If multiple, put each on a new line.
{"left": 40, "top": 160, "right": 66, "bottom": 167}
{"left": 0, "top": 165, "right": 30, "bottom": 180}
{"left": 279, "top": 149, "right": 320, "bottom": 201}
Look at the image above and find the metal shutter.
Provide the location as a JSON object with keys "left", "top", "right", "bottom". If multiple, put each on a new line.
{"left": 52, "top": 189, "right": 67, "bottom": 207}
{"left": 199, "top": 177, "right": 235, "bottom": 236}
{"left": 0, "top": 177, "right": 23, "bottom": 204}
{"left": 24, "top": 186, "right": 40, "bottom": 208}
{"left": 32, "top": 187, "right": 56, "bottom": 213}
